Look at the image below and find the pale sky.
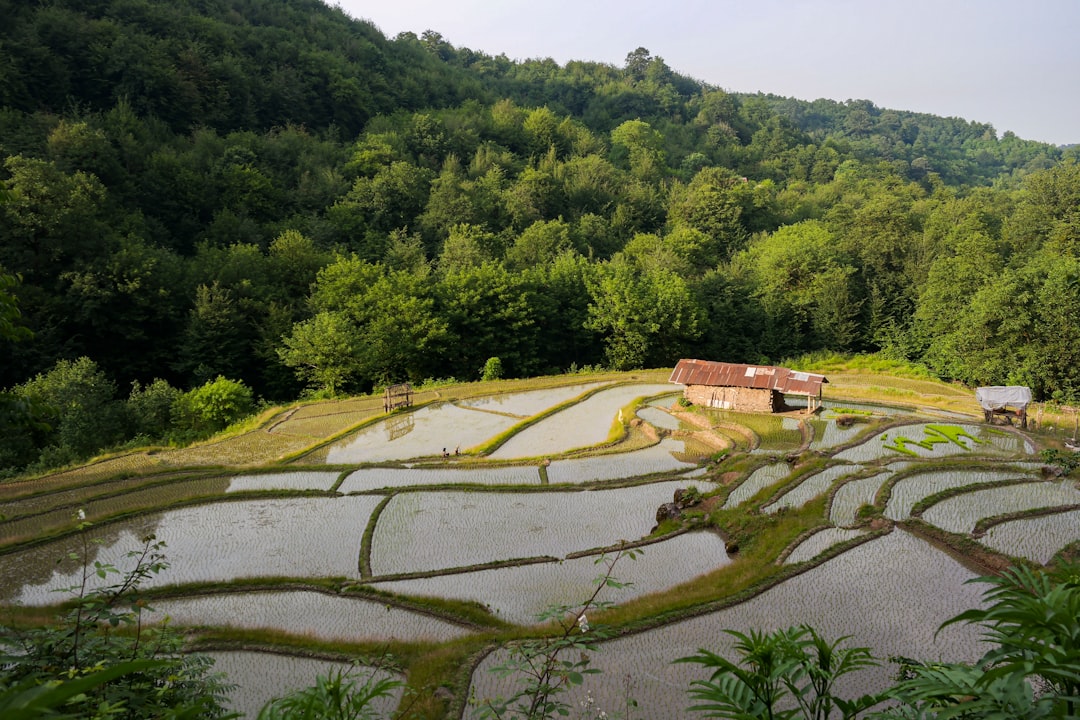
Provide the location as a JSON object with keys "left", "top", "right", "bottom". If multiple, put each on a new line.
{"left": 334, "top": 0, "right": 1078, "bottom": 146}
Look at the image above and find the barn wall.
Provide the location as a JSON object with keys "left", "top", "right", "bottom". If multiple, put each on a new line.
{"left": 684, "top": 385, "right": 779, "bottom": 412}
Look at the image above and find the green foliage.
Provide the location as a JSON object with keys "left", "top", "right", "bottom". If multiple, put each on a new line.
{"left": 1040, "top": 448, "right": 1080, "bottom": 476}
{"left": 258, "top": 666, "right": 402, "bottom": 720}
{"left": 0, "top": 527, "right": 233, "bottom": 719}
{"left": 481, "top": 356, "right": 505, "bottom": 381}
{"left": 14, "top": 356, "right": 126, "bottom": 467}
{"left": 171, "top": 375, "right": 254, "bottom": 437}
{"left": 876, "top": 566, "right": 1080, "bottom": 719}
{"left": 126, "top": 378, "right": 180, "bottom": 440}
{"left": 677, "top": 625, "right": 879, "bottom": 720}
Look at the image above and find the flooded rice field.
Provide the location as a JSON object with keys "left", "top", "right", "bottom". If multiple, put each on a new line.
{"left": 225, "top": 471, "right": 340, "bottom": 492}
{"left": 979, "top": 508, "right": 1080, "bottom": 564}
{"left": 323, "top": 403, "right": 519, "bottom": 463}
{"left": 883, "top": 467, "right": 1039, "bottom": 521}
{"left": 784, "top": 527, "right": 868, "bottom": 564}
{"left": 833, "top": 423, "right": 1031, "bottom": 463}
{"left": 207, "top": 651, "right": 401, "bottom": 719}
{"left": 830, "top": 471, "right": 891, "bottom": 526}
{"left": 370, "top": 531, "right": 730, "bottom": 624}
{"left": 763, "top": 463, "right": 860, "bottom": 513}
{"left": 369, "top": 481, "right": 708, "bottom": 576}
{"left": 636, "top": 405, "right": 682, "bottom": 430}
{"left": 545, "top": 439, "right": 696, "bottom": 483}
{"left": 457, "top": 382, "right": 611, "bottom": 416}
{"left": 145, "top": 590, "right": 472, "bottom": 642}
{"left": 723, "top": 462, "right": 790, "bottom": 509}
{"left": 470, "top": 530, "right": 986, "bottom": 719}
{"left": 808, "top": 417, "right": 867, "bottom": 451}
{"left": 489, "top": 383, "right": 676, "bottom": 459}
{"left": 921, "top": 480, "right": 1080, "bottom": 534}
{"left": 339, "top": 464, "right": 542, "bottom": 491}
{"left": 2, "top": 496, "right": 383, "bottom": 603}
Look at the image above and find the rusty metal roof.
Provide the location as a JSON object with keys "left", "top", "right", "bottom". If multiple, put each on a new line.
{"left": 669, "top": 359, "right": 827, "bottom": 395}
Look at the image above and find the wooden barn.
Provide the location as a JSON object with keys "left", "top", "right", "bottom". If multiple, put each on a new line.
{"left": 669, "top": 359, "right": 828, "bottom": 413}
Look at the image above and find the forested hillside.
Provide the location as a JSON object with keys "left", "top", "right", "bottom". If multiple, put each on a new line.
{"left": 1, "top": 0, "right": 1078, "bottom": 476}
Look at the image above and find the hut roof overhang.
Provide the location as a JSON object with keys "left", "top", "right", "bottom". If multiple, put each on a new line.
{"left": 669, "top": 359, "right": 828, "bottom": 395}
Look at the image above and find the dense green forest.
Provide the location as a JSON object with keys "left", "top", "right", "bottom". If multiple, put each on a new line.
{"left": 1, "top": 0, "right": 1079, "bottom": 476}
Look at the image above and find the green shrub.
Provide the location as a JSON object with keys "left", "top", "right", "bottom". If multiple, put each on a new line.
{"left": 171, "top": 375, "right": 254, "bottom": 437}
{"left": 126, "top": 378, "right": 180, "bottom": 439}
{"left": 481, "top": 356, "right": 504, "bottom": 381}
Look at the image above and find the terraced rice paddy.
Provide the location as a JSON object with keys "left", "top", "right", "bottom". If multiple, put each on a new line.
{"left": 545, "top": 439, "right": 696, "bottom": 483}
{"left": 763, "top": 463, "right": 860, "bottom": 513}
{"left": 834, "top": 423, "right": 1031, "bottom": 462}
{"left": 0, "top": 475, "right": 233, "bottom": 545}
{"left": 369, "top": 481, "right": 705, "bottom": 576}
{"left": 921, "top": 480, "right": 1080, "bottom": 534}
{"left": 457, "top": 382, "right": 610, "bottom": 416}
{"left": 490, "top": 383, "right": 676, "bottom": 459}
{"left": 370, "top": 531, "right": 730, "bottom": 624}
{"left": 830, "top": 471, "right": 891, "bottom": 526}
{"left": 207, "top": 651, "right": 401, "bottom": 719}
{"left": 979, "top": 508, "right": 1080, "bottom": 564}
{"left": 3, "top": 496, "right": 384, "bottom": 603}
{"left": 145, "top": 590, "right": 472, "bottom": 642}
{"left": 470, "top": 530, "right": 986, "bottom": 719}
{"left": 323, "top": 403, "right": 520, "bottom": 463}
{"left": 637, "top": 405, "right": 681, "bottom": 430}
{"left": 808, "top": 417, "right": 871, "bottom": 450}
{"left": 723, "top": 462, "right": 790, "bottom": 508}
{"left": 784, "top": 527, "right": 867, "bottom": 564}
{"left": 340, "top": 464, "right": 542, "bottom": 491}
{"left": 883, "top": 468, "right": 1039, "bottom": 521}
{"left": 1, "top": 372, "right": 1066, "bottom": 718}
{"left": 225, "top": 471, "right": 340, "bottom": 492}
{"left": 705, "top": 409, "right": 802, "bottom": 453}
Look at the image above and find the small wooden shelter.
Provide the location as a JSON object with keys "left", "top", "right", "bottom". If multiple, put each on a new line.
{"left": 669, "top": 359, "right": 828, "bottom": 414}
{"left": 383, "top": 382, "right": 413, "bottom": 413}
{"left": 975, "top": 386, "right": 1031, "bottom": 428}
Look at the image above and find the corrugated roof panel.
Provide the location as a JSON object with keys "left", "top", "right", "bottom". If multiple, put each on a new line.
{"left": 670, "top": 359, "right": 827, "bottom": 394}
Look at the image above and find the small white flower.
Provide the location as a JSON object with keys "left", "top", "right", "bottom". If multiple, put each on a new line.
{"left": 577, "top": 613, "right": 589, "bottom": 633}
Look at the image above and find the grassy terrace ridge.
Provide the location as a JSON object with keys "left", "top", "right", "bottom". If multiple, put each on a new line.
{"left": 3, "top": 364, "right": 1079, "bottom": 720}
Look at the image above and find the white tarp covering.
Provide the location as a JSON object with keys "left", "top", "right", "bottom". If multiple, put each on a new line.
{"left": 975, "top": 386, "right": 1032, "bottom": 411}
